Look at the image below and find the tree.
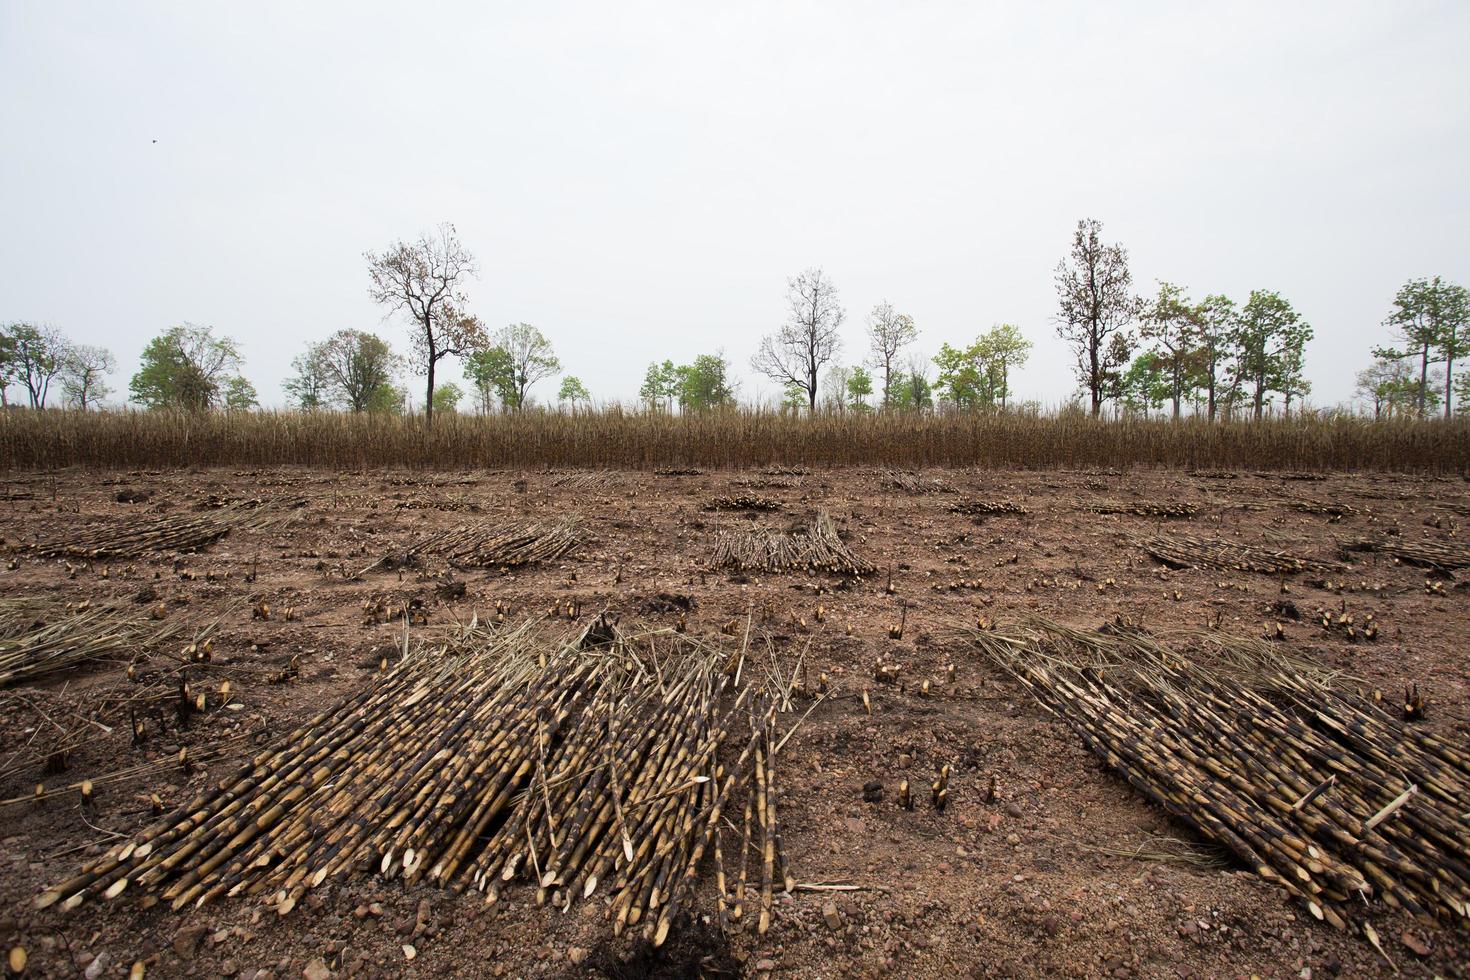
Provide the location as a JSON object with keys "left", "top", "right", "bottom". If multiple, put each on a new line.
{"left": 466, "top": 346, "right": 515, "bottom": 413}
{"left": 365, "top": 223, "right": 485, "bottom": 424}
{"left": 846, "top": 365, "right": 874, "bottom": 411}
{"left": 0, "top": 327, "right": 18, "bottom": 407}
{"left": 431, "top": 382, "right": 463, "bottom": 415}
{"left": 1376, "top": 277, "right": 1470, "bottom": 418}
{"left": 1194, "top": 295, "right": 1236, "bottom": 421}
{"left": 752, "top": 268, "right": 844, "bottom": 412}
{"left": 1120, "top": 353, "right": 1169, "bottom": 415}
{"left": 821, "top": 364, "right": 853, "bottom": 411}
{"left": 1356, "top": 358, "right": 1419, "bottom": 418}
{"left": 366, "top": 383, "right": 406, "bottom": 415}
{"left": 1139, "top": 283, "right": 1200, "bottom": 419}
{"left": 778, "top": 383, "right": 807, "bottom": 413}
{"left": 61, "top": 344, "right": 115, "bottom": 409}
{"left": 6, "top": 324, "right": 70, "bottom": 408}
{"left": 1231, "top": 290, "right": 1312, "bottom": 420}
{"left": 223, "top": 376, "right": 258, "bottom": 411}
{"left": 639, "top": 360, "right": 680, "bottom": 411}
{"left": 558, "top": 376, "right": 591, "bottom": 407}
{"left": 974, "top": 324, "right": 1031, "bottom": 410}
{"left": 865, "top": 301, "right": 918, "bottom": 408}
{"left": 890, "top": 355, "right": 934, "bottom": 412}
{"left": 932, "top": 343, "right": 987, "bottom": 409}
{"left": 284, "top": 347, "right": 332, "bottom": 410}
{"left": 317, "top": 330, "right": 398, "bottom": 412}
{"left": 1456, "top": 370, "right": 1470, "bottom": 415}
{"left": 129, "top": 324, "right": 245, "bottom": 411}
{"left": 1054, "top": 219, "right": 1138, "bottom": 416}
{"left": 493, "top": 323, "right": 560, "bottom": 411}
{"left": 676, "top": 353, "right": 737, "bottom": 412}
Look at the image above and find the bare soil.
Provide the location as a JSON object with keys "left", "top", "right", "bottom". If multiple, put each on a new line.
{"left": 1, "top": 466, "right": 1467, "bottom": 979}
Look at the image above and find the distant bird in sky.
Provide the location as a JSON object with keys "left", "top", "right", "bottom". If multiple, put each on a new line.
{"left": 152, "top": 139, "right": 157, "bottom": 143}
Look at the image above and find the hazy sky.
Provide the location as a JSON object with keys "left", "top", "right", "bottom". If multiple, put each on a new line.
{"left": 3, "top": 1, "right": 1467, "bottom": 410}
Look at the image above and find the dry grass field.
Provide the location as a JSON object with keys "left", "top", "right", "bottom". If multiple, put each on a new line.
{"left": 1, "top": 462, "right": 1468, "bottom": 978}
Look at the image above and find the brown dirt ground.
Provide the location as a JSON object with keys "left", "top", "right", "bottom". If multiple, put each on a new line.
{"left": 1, "top": 466, "right": 1467, "bottom": 980}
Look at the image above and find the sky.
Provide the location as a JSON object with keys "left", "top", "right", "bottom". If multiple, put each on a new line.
{"left": 2, "top": 1, "right": 1468, "bottom": 411}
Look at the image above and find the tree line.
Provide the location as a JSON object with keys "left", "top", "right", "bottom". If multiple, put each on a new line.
{"left": 3, "top": 218, "right": 1465, "bottom": 420}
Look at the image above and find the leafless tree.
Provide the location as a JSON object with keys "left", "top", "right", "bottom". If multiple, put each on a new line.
{"left": 365, "top": 223, "right": 485, "bottom": 423}
{"left": 751, "top": 268, "right": 844, "bottom": 412}
{"left": 865, "top": 301, "right": 918, "bottom": 409}
{"left": 61, "top": 344, "right": 115, "bottom": 409}
{"left": 1054, "top": 219, "right": 1138, "bottom": 416}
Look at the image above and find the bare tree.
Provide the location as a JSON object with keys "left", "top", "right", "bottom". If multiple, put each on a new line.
{"left": 1054, "top": 219, "right": 1138, "bottom": 416}
{"left": 751, "top": 268, "right": 844, "bottom": 412}
{"left": 365, "top": 223, "right": 485, "bottom": 423}
{"left": 61, "top": 344, "right": 116, "bottom": 409}
{"left": 865, "top": 301, "right": 918, "bottom": 409}
{"left": 7, "top": 324, "right": 70, "bottom": 408}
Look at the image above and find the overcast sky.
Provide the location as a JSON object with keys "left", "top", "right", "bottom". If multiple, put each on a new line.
{"left": 2, "top": 1, "right": 1467, "bottom": 410}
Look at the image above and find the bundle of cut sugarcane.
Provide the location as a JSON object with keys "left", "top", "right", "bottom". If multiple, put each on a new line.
{"left": 711, "top": 511, "right": 873, "bottom": 576}
{"left": 550, "top": 471, "right": 624, "bottom": 492}
{"left": 366, "top": 519, "right": 585, "bottom": 575}
{"left": 20, "top": 499, "right": 299, "bottom": 560}
{"left": 0, "top": 599, "right": 187, "bottom": 687}
{"left": 1291, "top": 498, "right": 1353, "bottom": 517}
{"left": 1090, "top": 500, "right": 1197, "bottom": 519}
{"left": 969, "top": 617, "right": 1470, "bottom": 937}
{"left": 881, "top": 470, "right": 955, "bottom": 494}
{"left": 1345, "top": 536, "right": 1470, "bottom": 571}
{"left": 950, "top": 499, "right": 1028, "bottom": 516}
{"left": 37, "top": 619, "right": 797, "bottom": 948}
{"left": 1140, "top": 533, "right": 1345, "bottom": 575}
{"left": 705, "top": 495, "right": 780, "bottom": 512}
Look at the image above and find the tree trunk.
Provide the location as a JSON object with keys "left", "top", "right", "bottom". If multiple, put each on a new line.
{"left": 1419, "top": 345, "right": 1429, "bottom": 417}
{"left": 1445, "top": 338, "right": 1455, "bottom": 419}
{"left": 424, "top": 328, "right": 437, "bottom": 424}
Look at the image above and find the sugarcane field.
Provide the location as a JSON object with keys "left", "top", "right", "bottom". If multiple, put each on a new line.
{"left": 0, "top": 465, "right": 1466, "bottom": 978}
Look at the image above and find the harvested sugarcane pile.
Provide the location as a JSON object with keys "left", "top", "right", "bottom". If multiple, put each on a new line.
{"left": 705, "top": 494, "right": 780, "bottom": 512}
{"left": 881, "top": 470, "right": 956, "bottom": 494}
{"left": 950, "top": 499, "right": 1029, "bottom": 517}
{"left": 20, "top": 499, "right": 299, "bottom": 560}
{"left": 366, "top": 519, "right": 585, "bottom": 574}
{"left": 1292, "top": 498, "right": 1354, "bottom": 517}
{"left": 0, "top": 599, "right": 187, "bottom": 687}
{"left": 711, "top": 510, "right": 873, "bottom": 576}
{"left": 1345, "top": 536, "right": 1470, "bottom": 571}
{"left": 1090, "top": 500, "right": 1197, "bottom": 519}
{"left": 550, "top": 471, "right": 624, "bottom": 492}
{"left": 969, "top": 617, "right": 1470, "bottom": 938}
{"left": 1140, "top": 533, "right": 1346, "bottom": 575}
{"left": 36, "top": 618, "right": 799, "bottom": 949}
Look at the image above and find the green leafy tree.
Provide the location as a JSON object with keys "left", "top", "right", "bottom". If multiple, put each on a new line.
{"left": 0, "top": 327, "right": 19, "bottom": 407}
{"left": 639, "top": 360, "right": 680, "bottom": 411}
{"left": 1230, "top": 290, "right": 1312, "bottom": 420}
{"left": 974, "top": 324, "right": 1031, "bottom": 409}
{"left": 846, "top": 365, "right": 874, "bottom": 411}
{"left": 466, "top": 346, "right": 515, "bottom": 413}
{"left": 284, "top": 347, "right": 332, "bottom": 410}
{"left": 223, "top": 376, "right": 259, "bottom": 411}
{"left": 1194, "top": 295, "right": 1236, "bottom": 420}
{"left": 889, "top": 357, "right": 934, "bottom": 412}
{"left": 1140, "top": 283, "right": 1201, "bottom": 419}
{"left": 865, "top": 301, "right": 918, "bottom": 408}
{"left": 779, "top": 382, "right": 807, "bottom": 413}
{"left": 365, "top": 223, "right": 485, "bottom": 424}
{"left": 431, "top": 382, "right": 463, "bottom": 415}
{"left": 320, "top": 330, "right": 398, "bottom": 412}
{"left": 1455, "top": 370, "right": 1470, "bottom": 415}
{"left": 1054, "top": 218, "right": 1138, "bottom": 416}
{"left": 676, "top": 353, "right": 737, "bottom": 412}
{"left": 1375, "top": 277, "right": 1470, "bottom": 418}
{"left": 493, "top": 323, "right": 560, "bottom": 411}
{"left": 1356, "top": 358, "right": 1422, "bottom": 418}
{"left": 1120, "top": 353, "right": 1169, "bottom": 415}
{"left": 61, "top": 344, "right": 115, "bottom": 409}
{"left": 129, "top": 324, "right": 245, "bottom": 411}
{"left": 366, "top": 383, "right": 406, "bottom": 414}
{"left": 558, "top": 375, "right": 591, "bottom": 406}
{"left": 932, "top": 342, "right": 988, "bottom": 409}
